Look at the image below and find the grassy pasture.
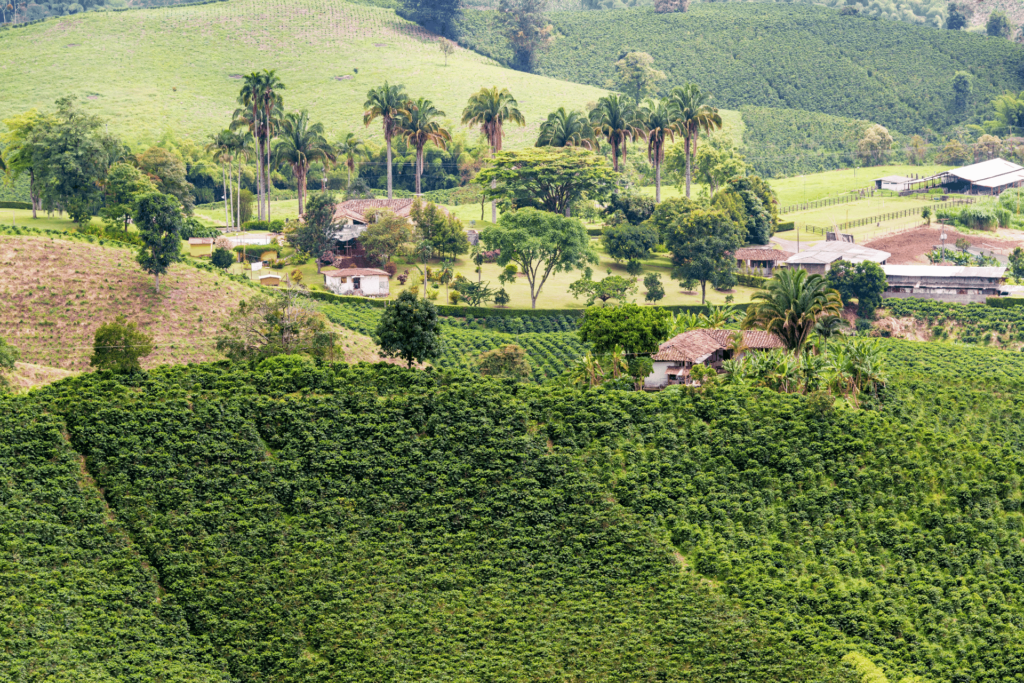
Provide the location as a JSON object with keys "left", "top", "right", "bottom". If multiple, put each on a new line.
{"left": 768, "top": 164, "right": 950, "bottom": 206}
{"left": 0, "top": 0, "right": 611, "bottom": 149}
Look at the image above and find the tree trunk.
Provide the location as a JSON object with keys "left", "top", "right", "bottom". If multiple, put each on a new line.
{"left": 265, "top": 113, "right": 272, "bottom": 222}
{"left": 655, "top": 156, "right": 661, "bottom": 203}
{"left": 154, "top": 272, "right": 160, "bottom": 293}
{"left": 235, "top": 162, "right": 241, "bottom": 229}
{"left": 227, "top": 165, "right": 234, "bottom": 228}
{"left": 685, "top": 136, "right": 692, "bottom": 199}
{"left": 416, "top": 146, "right": 423, "bottom": 195}
{"left": 223, "top": 165, "right": 230, "bottom": 228}
{"left": 297, "top": 165, "right": 306, "bottom": 216}
{"left": 700, "top": 278, "right": 706, "bottom": 305}
{"left": 386, "top": 134, "right": 393, "bottom": 199}
{"left": 490, "top": 138, "right": 497, "bottom": 223}
{"left": 29, "top": 171, "right": 37, "bottom": 219}
{"left": 254, "top": 137, "right": 263, "bottom": 221}
{"left": 612, "top": 141, "right": 619, "bottom": 172}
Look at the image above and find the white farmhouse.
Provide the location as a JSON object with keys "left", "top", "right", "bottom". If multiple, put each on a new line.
{"left": 323, "top": 268, "right": 391, "bottom": 298}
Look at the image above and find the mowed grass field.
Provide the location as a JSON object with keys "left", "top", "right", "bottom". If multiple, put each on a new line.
{"left": 0, "top": 0, "right": 607, "bottom": 149}
{"left": 0, "top": 235, "right": 380, "bottom": 375}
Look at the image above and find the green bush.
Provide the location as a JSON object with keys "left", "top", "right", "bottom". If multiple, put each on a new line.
{"left": 776, "top": 221, "right": 795, "bottom": 232}
{"left": 0, "top": 201, "right": 32, "bottom": 210}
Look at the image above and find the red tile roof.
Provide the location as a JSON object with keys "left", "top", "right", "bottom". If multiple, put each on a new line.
{"left": 323, "top": 268, "right": 390, "bottom": 277}
{"left": 652, "top": 329, "right": 785, "bottom": 362}
{"left": 735, "top": 247, "right": 792, "bottom": 261}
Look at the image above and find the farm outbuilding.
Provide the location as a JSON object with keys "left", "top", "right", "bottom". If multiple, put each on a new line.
{"left": 644, "top": 329, "right": 785, "bottom": 390}
{"left": 188, "top": 237, "right": 214, "bottom": 257}
{"left": 924, "top": 158, "right": 1024, "bottom": 195}
{"left": 882, "top": 265, "right": 1006, "bottom": 303}
{"left": 873, "top": 175, "right": 916, "bottom": 192}
{"left": 259, "top": 274, "right": 281, "bottom": 287}
{"left": 735, "top": 246, "right": 793, "bottom": 276}
{"left": 323, "top": 268, "right": 390, "bottom": 298}
{"left": 786, "top": 242, "right": 890, "bottom": 275}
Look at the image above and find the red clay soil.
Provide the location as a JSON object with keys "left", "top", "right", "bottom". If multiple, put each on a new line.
{"left": 863, "top": 225, "right": 1024, "bottom": 265}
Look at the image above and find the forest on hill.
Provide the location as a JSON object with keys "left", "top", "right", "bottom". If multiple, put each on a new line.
{"left": 455, "top": 3, "right": 1024, "bottom": 135}
{"left": 3, "top": 336, "right": 1024, "bottom": 680}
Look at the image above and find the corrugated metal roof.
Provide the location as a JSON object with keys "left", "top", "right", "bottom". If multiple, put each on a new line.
{"left": 787, "top": 242, "right": 890, "bottom": 265}
{"left": 945, "top": 158, "right": 1023, "bottom": 183}
{"left": 323, "top": 268, "right": 390, "bottom": 277}
{"left": 874, "top": 175, "right": 914, "bottom": 183}
{"left": 882, "top": 265, "right": 1006, "bottom": 279}
{"left": 974, "top": 169, "right": 1024, "bottom": 188}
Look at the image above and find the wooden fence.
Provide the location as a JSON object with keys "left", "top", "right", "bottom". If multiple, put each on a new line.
{"left": 802, "top": 197, "right": 975, "bottom": 235}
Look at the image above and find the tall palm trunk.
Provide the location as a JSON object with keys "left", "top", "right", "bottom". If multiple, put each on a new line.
{"left": 684, "top": 134, "right": 693, "bottom": 199}
{"left": 654, "top": 144, "right": 662, "bottom": 204}
{"left": 223, "top": 164, "right": 230, "bottom": 228}
{"left": 226, "top": 164, "right": 234, "bottom": 228}
{"left": 386, "top": 134, "right": 394, "bottom": 199}
{"left": 611, "top": 138, "right": 620, "bottom": 172}
{"left": 265, "top": 118, "right": 272, "bottom": 221}
{"left": 254, "top": 137, "right": 263, "bottom": 221}
{"left": 235, "top": 161, "right": 241, "bottom": 229}
{"left": 415, "top": 145, "right": 423, "bottom": 195}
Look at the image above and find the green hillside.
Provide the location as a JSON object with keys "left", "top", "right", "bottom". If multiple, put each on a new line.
{"left": 456, "top": 3, "right": 1024, "bottom": 134}
{"left": 0, "top": 0, "right": 609, "bottom": 148}
{"left": 6, "top": 360, "right": 848, "bottom": 682}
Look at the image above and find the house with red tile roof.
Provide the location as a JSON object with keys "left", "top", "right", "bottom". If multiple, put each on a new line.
{"left": 645, "top": 329, "right": 785, "bottom": 389}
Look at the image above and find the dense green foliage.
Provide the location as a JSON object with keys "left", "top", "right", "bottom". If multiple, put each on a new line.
{"left": 456, "top": 4, "right": 1024, "bottom": 134}
{"left": 12, "top": 361, "right": 852, "bottom": 682}
{"left": 884, "top": 297, "right": 1024, "bottom": 346}
{"left": 740, "top": 106, "right": 871, "bottom": 177}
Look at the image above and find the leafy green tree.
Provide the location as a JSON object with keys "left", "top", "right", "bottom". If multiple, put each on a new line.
{"left": 101, "top": 162, "right": 155, "bottom": 231}
{"left": 362, "top": 209, "right": 413, "bottom": 266}
{"left": 335, "top": 132, "right": 368, "bottom": 186}
{"left": 669, "top": 134, "right": 747, "bottom": 194}
{"left": 402, "top": 0, "right": 461, "bottom": 36}
{"left": 987, "top": 11, "right": 1011, "bottom": 37}
{"left": 1010, "top": 247, "right": 1024, "bottom": 280}
{"left": 0, "top": 108, "right": 54, "bottom": 218}
{"left": 643, "top": 272, "right": 665, "bottom": 303}
{"left": 744, "top": 268, "right": 843, "bottom": 352}
{"left": 952, "top": 71, "right": 973, "bottom": 113}
{"left": 603, "top": 222, "right": 658, "bottom": 262}
{"left": 462, "top": 86, "right": 525, "bottom": 222}
{"left": 137, "top": 146, "right": 195, "bottom": 214}
{"left": 667, "top": 83, "right": 722, "bottom": 198}
{"left": 856, "top": 124, "right": 893, "bottom": 165}
{"left": 453, "top": 279, "right": 498, "bottom": 306}
{"left": 373, "top": 289, "right": 442, "bottom": 367}
{"left": 494, "top": 288, "right": 511, "bottom": 306}
{"left": 601, "top": 192, "right": 655, "bottom": 225}
{"left": 947, "top": 1, "right": 969, "bottom": 29}
{"left": 31, "top": 96, "right": 111, "bottom": 225}
{"left": 288, "top": 191, "right": 336, "bottom": 272}
{"left": 0, "top": 336, "right": 19, "bottom": 393}
{"left": 400, "top": 98, "right": 451, "bottom": 195}
{"left": 274, "top": 110, "right": 333, "bottom": 215}
{"left": 481, "top": 208, "right": 597, "bottom": 309}
{"left": 477, "top": 344, "right": 532, "bottom": 379}
{"left": 216, "top": 293, "right": 339, "bottom": 363}
{"left": 826, "top": 259, "right": 888, "bottom": 318}
{"left": 665, "top": 209, "right": 743, "bottom": 304}
{"left": 579, "top": 302, "right": 671, "bottom": 355}
{"left": 364, "top": 81, "right": 413, "bottom": 199}
{"left": 536, "top": 107, "right": 595, "bottom": 149}
{"left": 431, "top": 214, "right": 470, "bottom": 260}
{"left": 476, "top": 147, "right": 617, "bottom": 217}
{"left": 569, "top": 272, "right": 638, "bottom": 305}
{"left": 714, "top": 176, "right": 775, "bottom": 244}
{"left": 89, "top": 316, "right": 154, "bottom": 374}
{"left": 211, "top": 247, "right": 234, "bottom": 269}
{"left": 496, "top": 0, "right": 552, "bottom": 72}
{"left": 613, "top": 52, "right": 666, "bottom": 105}
{"left": 133, "top": 191, "right": 182, "bottom": 292}
{"left": 589, "top": 94, "right": 639, "bottom": 173}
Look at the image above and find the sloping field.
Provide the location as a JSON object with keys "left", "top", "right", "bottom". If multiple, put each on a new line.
{"left": 0, "top": 235, "right": 377, "bottom": 372}
{"left": 0, "top": 0, "right": 609, "bottom": 148}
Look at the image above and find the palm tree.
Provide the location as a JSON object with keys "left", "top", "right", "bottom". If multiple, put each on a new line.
{"left": 336, "top": 133, "right": 368, "bottom": 187}
{"left": 258, "top": 70, "right": 285, "bottom": 221}
{"left": 589, "top": 94, "right": 639, "bottom": 173}
{"left": 364, "top": 82, "right": 414, "bottom": 200}
{"left": 438, "top": 259, "right": 454, "bottom": 301}
{"left": 667, "top": 83, "right": 722, "bottom": 198}
{"left": 400, "top": 98, "right": 451, "bottom": 196}
{"left": 536, "top": 107, "right": 595, "bottom": 149}
{"left": 275, "top": 111, "right": 333, "bottom": 215}
{"left": 225, "top": 130, "right": 252, "bottom": 229}
{"left": 236, "top": 72, "right": 267, "bottom": 219}
{"left": 743, "top": 269, "right": 843, "bottom": 354}
{"left": 638, "top": 98, "right": 678, "bottom": 203}
{"left": 461, "top": 86, "right": 525, "bottom": 223}
{"left": 205, "top": 130, "right": 234, "bottom": 229}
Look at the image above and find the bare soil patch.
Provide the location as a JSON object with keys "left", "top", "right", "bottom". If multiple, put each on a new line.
{"left": 863, "top": 225, "right": 1024, "bottom": 265}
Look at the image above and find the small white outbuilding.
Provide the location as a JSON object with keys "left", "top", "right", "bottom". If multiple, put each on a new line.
{"left": 323, "top": 268, "right": 391, "bottom": 298}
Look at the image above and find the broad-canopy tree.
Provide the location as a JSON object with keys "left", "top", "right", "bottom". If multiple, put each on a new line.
{"left": 578, "top": 302, "right": 671, "bottom": 355}
{"left": 133, "top": 191, "right": 183, "bottom": 293}
{"left": 476, "top": 147, "right": 616, "bottom": 217}
{"left": 495, "top": 0, "right": 552, "bottom": 72}
{"left": 361, "top": 209, "right": 413, "bottom": 266}
{"left": 373, "top": 290, "right": 442, "bottom": 367}
{"left": 401, "top": 0, "right": 461, "bottom": 36}
{"left": 712, "top": 177, "right": 774, "bottom": 245}
{"left": 614, "top": 52, "right": 666, "bottom": 106}
{"left": 569, "top": 272, "right": 638, "bottom": 306}
{"left": 89, "top": 316, "right": 154, "bottom": 374}
{"left": 462, "top": 86, "right": 525, "bottom": 222}
{"left": 744, "top": 268, "right": 843, "bottom": 353}
{"left": 137, "top": 146, "right": 195, "bottom": 215}
{"left": 826, "top": 259, "right": 887, "bottom": 318}
{"left": 0, "top": 108, "right": 54, "bottom": 218}
{"left": 603, "top": 221, "right": 659, "bottom": 262}
{"left": 216, "top": 292, "right": 339, "bottom": 363}
{"left": 364, "top": 81, "right": 413, "bottom": 199}
{"left": 664, "top": 208, "right": 743, "bottom": 304}
{"left": 287, "top": 191, "right": 337, "bottom": 272}
{"left": 480, "top": 208, "right": 597, "bottom": 309}
{"left": 101, "top": 162, "right": 155, "bottom": 231}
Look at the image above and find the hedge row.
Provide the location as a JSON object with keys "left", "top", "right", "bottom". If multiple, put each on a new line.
{"left": 736, "top": 272, "right": 769, "bottom": 289}
{"left": 0, "top": 201, "right": 32, "bottom": 210}
{"left": 986, "top": 297, "right": 1024, "bottom": 309}
{"left": 776, "top": 221, "right": 795, "bottom": 233}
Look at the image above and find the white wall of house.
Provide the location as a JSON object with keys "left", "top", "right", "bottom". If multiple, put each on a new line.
{"left": 644, "top": 361, "right": 674, "bottom": 389}
{"left": 325, "top": 274, "right": 389, "bottom": 297}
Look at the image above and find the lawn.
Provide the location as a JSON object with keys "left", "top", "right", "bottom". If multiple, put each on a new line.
{"left": 768, "top": 165, "right": 950, "bottom": 206}
{"left": 0, "top": 0, "right": 612, "bottom": 150}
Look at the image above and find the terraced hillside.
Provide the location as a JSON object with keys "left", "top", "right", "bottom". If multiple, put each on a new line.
{"left": 0, "top": 0, "right": 608, "bottom": 148}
